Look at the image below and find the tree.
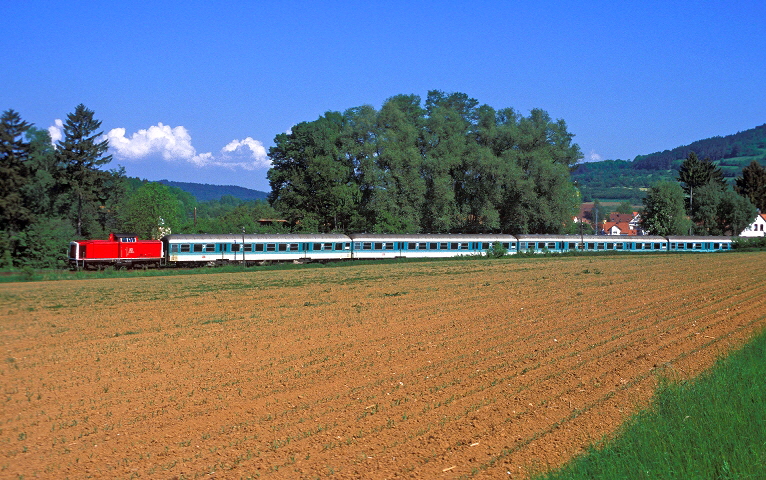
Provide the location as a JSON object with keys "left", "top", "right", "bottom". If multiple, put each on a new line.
{"left": 0, "top": 109, "right": 34, "bottom": 267}
{"left": 56, "top": 104, "right": 113, "bottom": 236}
{"left": 641, "top": 181, "right": 692, "bottom": 236}
{"left": 718, "top": 189, "right": 757, "bottom": 236}
{"left": 615, "top": 201, "right": 634, "bottom": 214}
{"left": 22, "top": 127, "right": 59, "bottom": 216}
{"left": 677, "top": 151, "right": 726, "bottom": 215}
{"left": 734, "top": 160, "right": 766, "bottom": 212}
{"left": 267, "top": 112, "right": 359, "bottom": 232}
{"left": 120, "top": 182, "right": 183, "bottom": 239}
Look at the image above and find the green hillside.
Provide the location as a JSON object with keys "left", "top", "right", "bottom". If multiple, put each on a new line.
{"left": 573, "top": 124, "right": 766, "bottom": 203}
{"left": 157, "top": 180, "right": 268, "bottom": 202}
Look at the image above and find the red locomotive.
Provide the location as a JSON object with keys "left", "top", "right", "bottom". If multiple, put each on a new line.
{"left": 68, "top": 233, "right": 163, "bottom": 270}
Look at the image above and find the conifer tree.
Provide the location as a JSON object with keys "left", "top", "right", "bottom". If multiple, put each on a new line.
{"left": 0, "top": 109, "right": 34, "bottom": 266}
{"left": 56, "top": 104, "right": 112, "bottom": 236}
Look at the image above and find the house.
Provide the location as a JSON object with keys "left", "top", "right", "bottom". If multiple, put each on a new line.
{"left": 602, "top": 221, "right": 638, "bottom": 236}
{"left": 740, "top": 213, "right": 766, "bottom": 237}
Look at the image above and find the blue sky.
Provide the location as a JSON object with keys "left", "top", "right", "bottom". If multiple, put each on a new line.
{"left": 3, "top": 1, "right": 765, "bottom": 192}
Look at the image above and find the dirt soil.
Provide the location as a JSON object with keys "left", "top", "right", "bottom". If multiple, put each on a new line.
{"left": 1, "top": 253, "right": 765, "bottom": 479}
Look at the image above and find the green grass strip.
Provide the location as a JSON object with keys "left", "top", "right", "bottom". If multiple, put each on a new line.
{"left": 534, "top": 328, "right": 766, "bottom": 479}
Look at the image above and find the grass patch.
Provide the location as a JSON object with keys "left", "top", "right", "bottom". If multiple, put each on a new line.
{"left": 534, "top": 328, "right": 766, "bottom": 480}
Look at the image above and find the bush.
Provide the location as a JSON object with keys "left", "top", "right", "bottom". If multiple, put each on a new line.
{"left": 486, "top": 241, "right": 508, "bottom": 258}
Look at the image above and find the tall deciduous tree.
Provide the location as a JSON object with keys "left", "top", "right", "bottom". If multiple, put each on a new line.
{"left": 266, "top": 91, "right": 582, "bottom": 234}
{"left": 120, "top": 182, "right": 183, "bottom": 239}
{"left": 0, "top": 109, "right": 34, "bottom": 266}
{"left": 641, "top": 181, "right": 692, "bottom": 236}
{"left": 56, "top": 104, "right": 113, "bottom": 236}
{"left": 268, "top": 112, "right": 359, "bottom": 232}
{"left": 734, "top": 160, "right": 766, "bottom": 212}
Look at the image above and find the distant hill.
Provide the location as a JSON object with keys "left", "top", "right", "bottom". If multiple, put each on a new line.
{"left": 573, "top": 124, "right": 766, "bottom": 203}
{"left": 157, "top": 180, "right": 269, "bottom": 203}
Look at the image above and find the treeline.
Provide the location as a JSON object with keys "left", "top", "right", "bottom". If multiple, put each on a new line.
{"left": 157, "top": 180, "right": 268, "bottom": 203}
{"left": 268, "top": 90, "right": 582, "bottom": 234}
{"left": 633, "top": 124, "right": 766, "bottom": 170}
{"left": 0, "top": 107, "right": 283, "bottom": 269}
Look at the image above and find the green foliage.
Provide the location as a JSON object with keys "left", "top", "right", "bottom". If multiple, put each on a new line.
{"left": 640, "top": 181, "right": 692, "bottom": 236}
{"left": 268, "top": 111, "right": 360, "bottom": 232}
{"left": 734, "top": 160, "right": 766, "bottom": 211}
{"left": 157, "top": 180, "right": 268, "bottom": 202}
{"left": 614, "top": 201, "right": 633, "bottom": 214}
{"left": 485, "top": 241, "right": 507, "bottom": 258}
{"left": 0, "top": 109, "right": 34, "bottom": 267}
{"left": 572, "top": 124, "right": 766, "bottom": 203}
{"left": 55, "top": 104, "right": 115, "bottom": 236}
{"left": 633, "top": 123, "right": 766, "bottom": 170}
{"left": 14, "top": 217, "right": 76, "bottom": 269}
{"left": 120, "top": 182, "right": 184, "bottom": 239}
{"left": 536, "top": 328, "right": 766, "bottom": 480}
{"left": 267, "top": 91, "right": 582, "bottom": 234}
{"left": 732, "top": 236, "right": 766, "bottom": 250}
{"left": 677, "top": 151, "right": 727, "bottom": 216}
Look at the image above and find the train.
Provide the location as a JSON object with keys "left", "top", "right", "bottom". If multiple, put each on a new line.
{"left": 68, "top": 232, "right": 734, "bottom": 270}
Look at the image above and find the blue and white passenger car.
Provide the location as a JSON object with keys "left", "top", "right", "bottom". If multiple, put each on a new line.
{"left": 516, "top": 234, "right": 670, "bottom": 253}
{"left": 348, "top": 234, "right": 517, "bottom": 259}
{"left": 666, "top": 236, "right": 732, "bottom": 252}
{"left": 162, "top": 234, "right": 351, "bottom": 266}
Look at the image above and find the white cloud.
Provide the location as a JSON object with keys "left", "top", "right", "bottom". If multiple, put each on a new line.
{"left": 99, "top": 123, "right": 272, "bottom": 170}
{"left": 220, "top": 137, "right": 270, "bottom": 169}
{"left": 107, "top": 123, "right": 197, "bottom": 161}
{"left": 48, "top": 119, "right": 63, "bottom": 144}
{"left": 589, "top": 149, "right": 602, "bottom": 162}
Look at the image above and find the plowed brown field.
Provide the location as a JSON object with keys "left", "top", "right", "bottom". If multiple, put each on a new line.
{"left": 2, "top": 253, "right": 765, "bottom": 479}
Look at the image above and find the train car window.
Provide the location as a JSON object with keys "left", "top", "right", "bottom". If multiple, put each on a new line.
{"left": 459, "top": 242, "right": 468, "bottom": 249}
{"left": 384, "top": 242, "right": 394, "bottom": 250}
{"left": 694, "top": 243, "right": 701, "bottom": 250}
{"left": 363, "top": 242, "right": 372, "bottom": 250}
{"left": 204, "top": 244, "right": 216, "bottom": 252}
{"left": 266, "top": 244, "right": 276, "bottom": 252}
{"left": 616, "top": 243, "right": 623, "bottom": 250}
{"left": 254, "top": 244, "right": 263, "bottom": 252}
{"left": 547, "top": 242, "right": 555, "bottom": 249}
{"left": 428, "top": 243, "right": 437, "bottom": 250}
{"left": 313, "top": 243, "right": 321, "bottom": 250}
{"left": 408, "top": 243, "right": 416, "bottom": 249}
{"left": 343, "top": 243, "right": 350, "bottom": 250}
{"left": 353, "top": 242, "right": 361, "bottom": 250}
{"left": 504, "top": 243, "right": 514, "bottom": 249}
{"left": 180, "top": 244, "right": 190, "bottom": 252}
{"left": 231, "top": 244, "right": 241, "bottom": 252}
{"left": 438, "top": 242, "right": 447, "bottom": 250}
{"left": 171, "top": 244, "right": 180, "bottom": 253}
{"left": 481, "top": 242, "right": 489, "bottom": 249}
{"left": 289, "top": 243, "right": 299, "bottom": 251}
{"left": 686, "top": 242, "right": 693, "bottom": 249}
{"left": 374, "top": 242, "right": 383, "bottom": 250}
{"left": 193, "top": 244, "right": 203, "bottom": 253}
{"left": 278, "top": 244, "right": 287, "bottom": 252}
{"left": 568, "top": 242, "right": 576, "bottom": 250}
{"left": 450, "top": 243, "right": 458, "bottom": 249}
{"left": 714, "top": 243, "right": 720, "bottom": 249}
{"left": 244, "top": 244, "right": 253, "bottom": 252}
